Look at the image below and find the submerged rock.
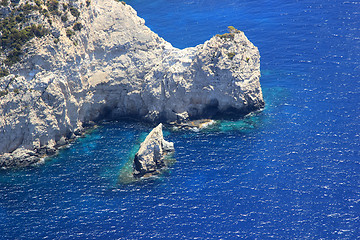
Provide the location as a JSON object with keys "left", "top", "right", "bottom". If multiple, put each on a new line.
{"left": 170, "top": 119, "right": 218, "bottom": 131}
{"left": 133, "top": 124, "right": 174, "bottom": 177}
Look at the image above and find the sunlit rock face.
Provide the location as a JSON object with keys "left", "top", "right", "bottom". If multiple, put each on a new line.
{"left": 0, "top": 0, "right": 263, "bottom": 167}
{"left": 133, "top": 123, "right": 174, "bottom": 177}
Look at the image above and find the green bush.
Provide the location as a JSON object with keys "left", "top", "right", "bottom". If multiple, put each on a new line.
{"left": 86, "top": 0, "right": 91, "bottom": 7}
{"left": 1, "top": 23, "right": 48, "bottom": 65}
{"left": 69, "top": 6, "right": 80, "bottom": 18}
{"left": 66, "top": 29, "right": 75, "bottom": 38}
{"left": 15, "top": 14, "right": 24, "bottom": 23}
{"left": 216, "top": 33, "right": 235, "bottom": 40}
{"left": 46, "top": 0, "right": 59, "bottom": 12}
{"left": 20, "top": 3, "right": 38, "bottom": 13}
{"left": 0, "top": 68, "right": 9, "bottom": 77}
{"left": 5, "top": 48, "right": 22, "bottom": 65}
{"left": 227, "top": 52, "right": 236, "bottom": 60}
{"left": 61, "top": 14, "right": 68, "bottom": 22}
{"left": 42, "top": 9, "right": 50, "bottom": 18}
{"left": 34, "top": 0, "right": 42, "bottom": 7}
{"left": 46, "top": 0, "right": 61, "bottom": 15}
{"left": 0, "top": 1, "right": 49, "bottom": 65}
{"left": 228, "top": 26, "right": 241, "bottom": 33}
{"left": 0, "top": 90, "right": 8, "bottom": 97}
{"left": 216, "top": 26, "right": 242, "bottom": 41}
{"left": 73, "top": 22, "right": 82, "bottom": 31}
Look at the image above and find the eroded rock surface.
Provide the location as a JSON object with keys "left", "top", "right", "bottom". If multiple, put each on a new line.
{"left": 133, "top": 124, "right": 174, "bottom": 177}
{"left": 0, "top": 0, "right": 264, "bottom": 167}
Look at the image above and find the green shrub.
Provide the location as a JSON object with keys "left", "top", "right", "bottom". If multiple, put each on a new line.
{"left": 0, "top": 90, "right": 8, "bottom": 97}
{"left": 0, "top": 3, "right": 49, "bottom": 65}
{"left": 46, "top": 0, "right": 61, "bottom": 15}
{"left": 1, "top": 23, "right": 48, "bottom": 65}
{"left": 66, "top": 29, "right": 75, "bottom": 38}
{"left": 61, "top": 14, "right": 68, "bottom": 22}
{"left": 69, "top": 6, "right": 80, "bottom": 18}
{"left": 23, "top": 24, "right": 47, "bottom": 38}
{"left": 34, "top": 0, "right": 42, "bottom": 7}
{"left": 0, "top": 68, "right": 9, "bottom": 77}
{"left": 216, "top": 26, "right": 242, "bottom": 41}
{"left": 5, "top": 48, "right": 22, "bottom": 65}
{"left": 46, "top": 0, "right": 59, "bottom": 12}
{"left": 216, "top": 33, "right": 235, "bottom": 40}
{"left": 42, "top": 9, "right": 50, "bottom": 18}
{"left": 15, "top": 14, "right": 24, "bottom": 23}
{"left": 228, "top": 26, "right": 241, "bottom": 33}
{"left": 227, "top": 52, "right": 236, "bottom": 60}
{"left": 20, "top": 3, "right": 38, "bottom": 13}
{"left": 73, "top": 22, "right": 82, "bottom": 31}
{"left": 13, "top": 88, "right": 20, "bottom": 94}
{"left": 86, "top": 0, "right": 91, "bottom": 7}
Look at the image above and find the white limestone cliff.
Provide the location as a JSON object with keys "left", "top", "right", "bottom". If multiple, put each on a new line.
{"left": 0, "top": 0, "right": 264, "bottom": 167}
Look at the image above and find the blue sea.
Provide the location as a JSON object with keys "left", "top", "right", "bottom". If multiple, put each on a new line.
{"left": 0, "top": 0, "right": 359, "bottom": 239}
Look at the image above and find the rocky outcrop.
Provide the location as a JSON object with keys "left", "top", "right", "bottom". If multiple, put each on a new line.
{"left": 170, "top": 119, "right": 218, "bottom": 131}
{"left": 133, "top": 123, "right": 174, "bottom": 177}
{"left": 0, "top": 0, "right": 264, "bottom": 167}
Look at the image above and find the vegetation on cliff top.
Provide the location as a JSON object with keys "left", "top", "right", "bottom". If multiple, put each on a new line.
{"left": 0, "top": 0, "right": 82, "bottom": 75}
{"left": 0, "top": 2, "right": 48, "bottom": 67}
{"left": 216, "top": 26, "right": 242, "bottom": 40}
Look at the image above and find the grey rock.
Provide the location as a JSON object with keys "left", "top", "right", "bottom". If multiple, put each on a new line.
{"left": 57, "top": 136, "right": 67, "bottom": 146}
{"left": 0, "top": 147, "right": 39, "bottom": 168}
{"left": 133, "top": 124, "right": 174, "bottom": 177}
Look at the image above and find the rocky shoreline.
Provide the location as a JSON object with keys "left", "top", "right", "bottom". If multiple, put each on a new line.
{"left": 0, "top": 121, "right": 98, "bottom": 169}
{"left": 0, "top": 0, "right": 264, "bottom": 168}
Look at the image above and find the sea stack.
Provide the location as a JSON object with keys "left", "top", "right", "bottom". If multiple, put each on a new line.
{"left": 133, "top": 124, "right": 174, "bottom": 177}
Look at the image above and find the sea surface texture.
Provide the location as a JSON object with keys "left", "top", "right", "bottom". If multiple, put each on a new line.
{"left": 0, "top": 0, "right": 359, "bottom": 239}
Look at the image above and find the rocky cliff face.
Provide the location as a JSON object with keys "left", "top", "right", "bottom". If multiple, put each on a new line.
{"left": 133, "top": 123, "right": 174, "bottom": 177}
{"left": 0, "top": 0, "right": 264, "bottom": 167}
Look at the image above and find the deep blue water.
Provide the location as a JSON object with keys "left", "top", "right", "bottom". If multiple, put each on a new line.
{"left": 1, "top": 0, "right": 360, "bottom": 239}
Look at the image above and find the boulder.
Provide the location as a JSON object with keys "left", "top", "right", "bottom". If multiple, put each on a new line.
{"left": 133, "top": 124, "right": 174, "bottom": 177}
{"left": 0, "top": 147, "right": 39, "bottom": 169}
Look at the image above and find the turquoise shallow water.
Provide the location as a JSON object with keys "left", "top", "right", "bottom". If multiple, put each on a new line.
{"left": 0, "top": 0, "right": 359, "bottom": 239}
